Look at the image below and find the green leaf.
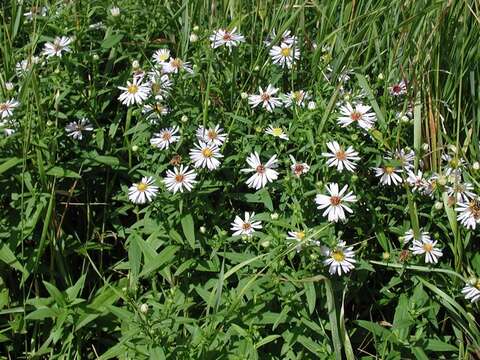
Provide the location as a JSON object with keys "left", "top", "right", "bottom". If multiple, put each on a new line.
{"left": 0, "top": 244, "right": 29, "bottom": 278}
{"left": 304, "top": 282, "right": 316, "bottom": 315}
{"left": 0, "top": 157, "right": 22, "bottom": 175}
{"left": 181, "top": 214, "right": 196, "bottom": 249}
{"left": 101, "top": 34, "right": 123, "bottom": 49}
{"left": 43, "top": 281, "right": 66, "bottom": 307}
{"left": 45, "top": 166, "right": 81, "bottom": 179}
{"left": 140, "top": 245, "right": 179, "bottom": 278}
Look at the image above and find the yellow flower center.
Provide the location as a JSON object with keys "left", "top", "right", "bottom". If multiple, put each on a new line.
{"left": 202, "top": 148, "right": 213, "bottom": 158}
{"left": 330, "top": 196, "right": 341, "bottom": 206}
{"left": 350, "top": 111, "right": 362, "bottom": 121}
{"left": 292, "top": 91, "right": 303, "bottom": 101}
{"left": 331, "top": 250, "right": 345, "bottom": 262}
{"left": 242, "top": 222, "right": 252, "bottom": 230}
{"left": 281, "top": 47, "right": 291, "bottom": 57}
{"left": 271, "top": 127, "right": 283, "bottom": 137}
{"left": 158, "top": 53, "right": 169, "bottom": 62}
{"left": 136, "top": 182, "right": 148, "bottom": 192}
{"left": 171, "top": 58, "right": 183, "bottom": 69}
{"left": 0, "top": 103, "right": 7, "bottom": 111}
{"left": 296, "top": 231, "right": 305, "bottom": 240}
{"left": 385, "top": 166, "right": 395, "bottom": 174}
{"left": 207, "top": 130, "right": 218, "bottom": 140}
{"left": 127, "top": 84, "right": 138, "bottom": 94}
{"left": 175, "top": 174, "right": 185, "bottom": 183}
{"left": 335, "top": 150, "right": 346, "bottom": 161}
{"left": 476, "top": 280, "right": 480, "bottom": 290}
{"left": 423, "top": 243, "right": 433, "bottom": 252}
{"left": 469, "top": 200, "right": 480, "bottom": 220}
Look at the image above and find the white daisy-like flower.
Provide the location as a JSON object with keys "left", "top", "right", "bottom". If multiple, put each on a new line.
{"left": 152, "top": 49, "right": 170, "bottom": 65}
{"left": 315, "top": 183, "right": 357, "bottom": 223}
{"left": 322, "top": 241, "right": 356, "bottom": 276}
{"left": 210, "top": 27, "right": 245, "bottom": 49}
{"left": 128, "top": 176, "right": 159, "bottom": 204}
{"left": 42, "top": 36, "right": 72, "bottom": 58}
{"left": 248, "top": 85, "right": 282, "bottom": 112}
{"left": 387, "top": 148, "right": 415, "bottom": 170}
{"left": 283, "top": 90, "right": 310, "bottom": 107}
{"left": 447, "top": 181, "right": 475, "bottom": 203}
{"left": 162, "top": 58, "right": 193, "bottom": 74}
{"left": 410, "top": 237, "right": 443, "bottom": 264}
{"left": 231, "top": 212, "right": 262, "bottom": 237}
{"left": 455, "top": 198, "right": 480, "bottom": 230}
{"left": 264, "top": 29, "right": 297, "bottom": 47}
{"left": 462, "top": 281, "right": 480, "bottom": 303}
{"left": 389, "top": 80, "right": 407, "bottom": 97}
{"left": 65, "top": 118, "right": 93, "bottom": 140}
{"left": 163, "top": 165, "right": 197, "bottom": 193}
{"left": 150, "top": 126, "right": 180, "bottom": 150}
{"left": 118, "top": 77, "right": 151, "bottom": 106}
{"left": 0, "top": 99, "right": 19, "bottom": 119}
{"left": 189, "top": 142, "right": 223, "bottom": 170}
{"left": 289, "top": 155, "right": 310, "bottom": 177}
{"left": 269, "top": 43, "right": 299, "bottom": 68}
{"left": 373, "top": 166, "right": 403, "bottom": 186}
{"left": 109, "top": 6, "right": 120, "bottom": 17}
{"left": 402, "top": 229, "right": 431, "bottom": 246}
{"left": 0, "top": 118, "right": 16, "bottom": 136}
{"left": 322, "top": 141, "right": 360, "bottom": 172}
{"left": 406, "top": 170, "right": 430, "bottom": 194}
{"left": 265, "top": 125, "right": 289, "bottom": 140}
{"left": 148, "top": 72, "right": 172, "bottom": 99}
{"left": 24, "top": 6, "right": 47, "bottom": 20}
{"left": 241, "top": 152, "right": 279, "bottom": 190}
{"left": 337, "top": 102, "right": 376, "bottom": 130}
{"left": 196, "top": 125, "right": 227, "bottom": 146}
{"left": 442, "top": 153, "right": 465, "bottom": 177}
{"left": 142, "top": 102, "right": 170, "bottom": 123}
{"left": 287, "top": 230, "right": 309, "bottom": 252}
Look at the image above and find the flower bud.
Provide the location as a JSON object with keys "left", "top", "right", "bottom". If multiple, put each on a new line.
{"left": 193, "top": 25, "right": 200, "bottom": 32}
{"left": 181, "top": 115, "right": 188, "bottom": 123}
{"left": 422, "top": 143, "right": 429, "bottom": 151}
{"left": 199, "top": 226, "right": 206, "bottom": 234}
{"left": 110, "top": 6, "right": 120, "bottom": 17}
{"left": 377, "top": 73, "right": 384, "bottom": 80}
{"left": 473, "top": 161, "right": 480, "bottom": 170}
{"left": 140, "top": 303, "right": 148, "bottom": 314}
{"left": 382, "top": 252, "right": 390, "bottom": 260}
{"left": 260, "top": 240, "right": 270, "bottom": 248}
{"left": 131, "top": 145, "right": 139, "bottom": 152}
{"left": 437, "top": 175, "right": 447, "bottom": 186}
{"left": 307, "top": 101, "right": 316, "bottom": 110}
{"left": 434, "top": 201, "right": 443, "bottom": 210}
{"left": 189, "top": 33, "right": 198, "bottom": 43}
{"left": 92, "top": 54, "right": 99, "bottom": 61}
{"left": 5, "top": 82, "right": 14, "bottom": 91}
{"left": 240, "top": 92, "right": 248, "bottom": 99}
{"left": 270, "top": 212, "right": 279, "bottom": 220}
{"left": 132, "top": 60, "right": 140, "bottom": 70}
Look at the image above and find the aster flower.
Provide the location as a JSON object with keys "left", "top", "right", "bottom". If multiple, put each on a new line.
{"left": 189, "top": 142, "right": 223, "bottom": 170}
{"left": 322, "top": 241, "right": 356, "bottom": 276}
{"left": 148, "top": 72, "right": 172, "bottom": 99}
{"left": 289, "top": 155, "right": 310, "bottom": 177}
{"left": 0, "top": 99, "right": 19, "bottom": 119}
{"left": 402, "top": 229, "right": 431, "bottom": 246}
{"left": 163, "top": 165, "right": 197, "bottom": 193}
{"left": 264, "top": 29, "right": 297, "bottom": 47}
{"left": 287, "top": 230, "right": 313, "bottom": 252}
{"left": 24, "top": 6, "right": 47, "bottom": 20}
{"left": 162, "top": 58, "right": 193, "bottom": 74}
{"left": 196, "top": 125, "right": 227, "bottom": 146}
{"left": 315, "top": 183, "right": 357, "bottom": 223}
{"left": 42, "top": 36, "right": 72, "bottom": 57}
{"left": 447, "top": 181, "right": 475, "bottom": 203}
{"left": 389, "top": 80, "right": 407, "bottom": 96}
{"left": 283, "top": 90, "right": 310, "bottom": 108}
{"left": 442, "top": 153, "right": 465, "bottom": 177}
{"left": 387, "top": 148, "right": 415, "bottom": 170}
{"left": 231, "top": 212, "right": 262, "bottom": 237}
{"left": 118, "top": 77, "right": 151, "bottom": 106}
{"left": 15, "top": 56, "right": 40, "bottom": 77}
{"left": 410, "top": 237, "right": 443, "bottom": 264}
{"left": 152, "top": 49, "right": 170, "bottom": 65}
{"left": 150, "top": 126, "right": 180, "bottom": 150}
{"left": 462, "top": 281, "right": 480, "bottom": 303}
{"left": 248, "top": 85, "right": 282, "bottom": 112}
{"left": 142, "top": 102, "right": 170, "bottom": 123}
{"left": 265, "top": 125, "right": 289, "bottom": 140}
{"left": 337, "top": 102, "right": 376, "bottom": 130}
{"left": 269, "top": 43, "right": 299, "bottom": 68}
{"left": 373, "top": 166, "right": 403, "bottom": 186}
{"left": 128, "top": 176, "right": 159, "bottom": 204}
{"left": 407, "top": 170, "right": 430, "bottom": 194}
{"left": 241, "top": 152, "right": 279, "bottom": 190}
{"left": 210, "top": 27, "right": 245, "bottom": 49}
{"left": 456, "top": 198, "right": 480, "bottom": 230}
{"left": 65, "top": 118, "right": 93, "bottom": 140}
{"left": 322, "top": 141, "right": 360, "bottom": 172}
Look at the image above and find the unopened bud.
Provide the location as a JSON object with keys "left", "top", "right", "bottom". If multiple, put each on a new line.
{"left": 140, "top": 303, "right": 148, "bottom": 314}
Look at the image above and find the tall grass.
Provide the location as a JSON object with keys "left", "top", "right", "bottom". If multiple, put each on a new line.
{"left": 0, "top": 0, "right": 479, "bottom": 358}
